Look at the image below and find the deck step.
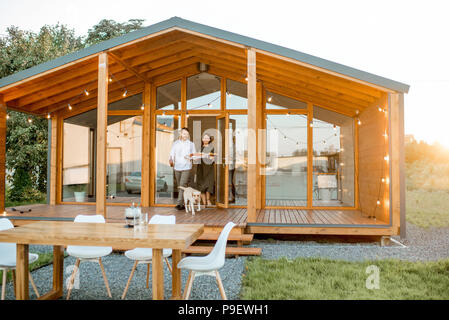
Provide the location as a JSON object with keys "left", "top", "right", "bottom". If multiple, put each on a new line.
{"left": 198, "top": 232, "right": 253, "bottom": 243}
{"left": 183, "top": 245, "right": 261, "bottom": 256}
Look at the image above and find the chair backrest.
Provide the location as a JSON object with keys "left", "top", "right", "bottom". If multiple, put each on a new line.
{"left": 207, "top": 222, "right": 235, "bottom": 268}
{"left": 0, "top": 218, "right": 14, "bottom": 231}
{"left": 74, "top": 215, "right": 106, "bottom": 223}
{"left": 0, "top": 218, "right": 15, "bottom": 256}
{"left": 149, "top": 214, "right": 176, "bottom": 225}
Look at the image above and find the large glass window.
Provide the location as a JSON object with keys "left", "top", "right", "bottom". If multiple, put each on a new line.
{"left": 187, "top": 73, "right": 221, "bottom": 110}
{"left": 155, "top": 114, "right": 181, "bottom": 204}
{"left": 62, "top": 109, "right": 97, "bottom": 202}
{"left": 265, "top": 114, "right": 308, "bottom": 206}
{"left": 106, "top": 115, "right": 142, "bottom": 203}
{"left": 312, "top": 106, "right": 355, "bottom": 207}
{"left": 266, "top": 91, "right": 307, "bottom": 110}
{"left": 156, "top": 80, "right": 181, "bottom": 110}
{"left": 229, "top": 115, "right": 248, "bottom": 205}
{"left": 226, "top": 79, "right": 247, "bottom": 109}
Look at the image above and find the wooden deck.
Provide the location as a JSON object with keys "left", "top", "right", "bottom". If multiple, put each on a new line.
{"left": 4, "top": 204, "right": 388, "bottom": 229}
{"left": 254, "top": 209, "right": 386, "bottom": 225}
{"left": 4, "top": 204, "right": 248, "bottom": 230}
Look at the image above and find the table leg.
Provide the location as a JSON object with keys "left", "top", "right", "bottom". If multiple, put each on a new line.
{"left": 171, "top": 249, "right": 182, "bottom": 299}
{"left": 152, "top": 248, "right": 164, "bottom": 300}
{"left": 38, "top": 245, "right": 64, "bottom": 300}
{"left": 15, "top": 244, "right": 29, "bottom": 300}
{"left": 52, "top": 245, "right": 64, "bottom": 297}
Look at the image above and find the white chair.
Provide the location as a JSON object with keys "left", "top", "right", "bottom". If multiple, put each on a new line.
{"left": 121, "top": 214, "right": 175, "bottom": 299}
{"left": 177, "top": 221, "right": 235, "bottom": 300}
{"left": 66, "top": 215, "right": 112, "bottom": 300}
{"left": 0, "top": 218, "right": 40, "bottom": 300}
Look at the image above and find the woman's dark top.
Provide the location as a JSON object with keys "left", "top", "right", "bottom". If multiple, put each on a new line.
{"left": 196, "top": 144, "right": 215, "bottom": 193}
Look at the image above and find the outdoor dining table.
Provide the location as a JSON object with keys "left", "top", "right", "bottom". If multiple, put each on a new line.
{"left": 0, "top": 220, "right": 204, "bottom": 300}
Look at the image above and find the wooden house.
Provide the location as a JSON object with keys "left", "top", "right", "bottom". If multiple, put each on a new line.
{"left": 0, "top": 17, "right": 409, "bottom": 240}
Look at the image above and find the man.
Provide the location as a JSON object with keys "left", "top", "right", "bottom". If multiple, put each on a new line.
{"left": 169, "top": 127, "right": 196, "bottom": 210}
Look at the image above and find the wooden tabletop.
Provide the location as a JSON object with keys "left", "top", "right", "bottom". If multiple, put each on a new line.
{"left": 0, "top": 221, "right": 204, "bottom": 249}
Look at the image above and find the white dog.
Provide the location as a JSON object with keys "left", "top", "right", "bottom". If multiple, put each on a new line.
{"left": 178, "top": 186, "right": 202, "bottom": 215}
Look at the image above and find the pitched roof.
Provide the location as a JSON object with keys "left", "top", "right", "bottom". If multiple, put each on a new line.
{"left": 0, "top": 16, "right": 409, "bottom": 93}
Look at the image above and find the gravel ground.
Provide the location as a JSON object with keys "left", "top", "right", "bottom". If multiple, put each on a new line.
{"left": 2, "top": 221, "right": 449, "bottom": 300}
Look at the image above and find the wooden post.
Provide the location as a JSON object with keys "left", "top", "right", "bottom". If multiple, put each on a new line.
{"left": 49, "top": 116, "right": 58, "bottom": 205}
{"left": 56, "top": 115, "right": 63, "bottom": 204}
{"left": 256, "top": 82, "right": 264, "bottom": 209}
{"left": 247, "top": 48, "right": 257, "bottom": 221}
{"left": 142, "top": 82, "right": 151, "bottom": 207}
{"left": 0, "top": 95, "right": 6, "bottom": 213}
{"left": 96, "top": 53, "right": 108, "bottom": 217}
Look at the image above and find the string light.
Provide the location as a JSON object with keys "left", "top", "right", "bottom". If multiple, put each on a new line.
{"left": 357, "top": 118, "right": 362, "bottom": 125}
{"left": 84, "top": 89, "right": 89, "bottom": 96}
{"left": 68, "top": 104, "right": 72, "bottom": 110}
{"left": 47, "top": 113, "right": 51, "bottom": 119}
{"left": 384, "top": 155, "right": 389, "bottom": 161}
{"left": 141, "top": 104, "right": 145, "bottom": 110}
{"left": 27, "top": 118, "right": 32, "bottom": 123}
{"left": 6, "top": 114, "right": 9, "bottom": 120}
{"left": 267, "top": 96, "right": 273, "bottom": 103}
{"left": 376, "top": 200, "right": 381, "bottom": 206}
{"left": 122, "top": 90, "right": 127, "bottom": 97}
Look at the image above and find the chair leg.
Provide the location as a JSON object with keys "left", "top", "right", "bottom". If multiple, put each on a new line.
{"left": 165, "top": 257, "right": 172, "bottom": 274}
{"left": 1, "top": 269, "right": 7, "bottom": 300}
{"left": 98, "top": 258, "right": 112, "bottom": 298}
{"left": 122, "top": 260, "right": 138, "bottom": 300}
{"left": 215, "top": 270, "right": 227, "bottom": 300}
{"left": 182, "top": 271, "right": 195, "bottom": 300}
{"left": 29, "top": 272, "right": 40, "bottom": 298}
{"left": 66, "top": 258, "right": 80, "bottom": 300}
{"left": 146, "top": 263, "right": 150, "bottom": 289}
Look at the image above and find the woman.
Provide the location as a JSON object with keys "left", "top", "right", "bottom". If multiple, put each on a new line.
{"left": 195, "top": 133, "right": 215, "bottom": 206}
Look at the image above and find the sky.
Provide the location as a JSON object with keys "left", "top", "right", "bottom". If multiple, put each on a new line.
{"left": 1, "top": 0, "right": 448, "bottom": 147}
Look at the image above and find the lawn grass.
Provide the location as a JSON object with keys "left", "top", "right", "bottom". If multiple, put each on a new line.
{"left": 241, "top": 257, "right": 449, "bottom": 299}
{"left": 406, "top": 189, "right": 449, "bottom": 228}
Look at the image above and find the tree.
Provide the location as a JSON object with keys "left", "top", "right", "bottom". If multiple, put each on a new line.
{"left": 84, "top": 19, "right": 145, "bottom": 46}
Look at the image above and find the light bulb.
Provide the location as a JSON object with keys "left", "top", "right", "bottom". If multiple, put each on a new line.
{"left": 68, "top": 104, "right": 72, "bottom": 110}
{"left": 267, "top": 96, "right": 273, "bottom": 102}
{"left": 123, "top": 90, "right": 127, "bottom": 97}
{"left": 84, "top": 89, "right": 89, "bottom": 96}
{"left": 376, "top": 200, "right": 381, "bottom": 206}
{"left": 47, "top": 113, "right": 51, "bottom": 119}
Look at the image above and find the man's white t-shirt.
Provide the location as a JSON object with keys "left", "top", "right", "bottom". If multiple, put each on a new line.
{"left": 169, "top": 139, "right": 196, "bottom": 171}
